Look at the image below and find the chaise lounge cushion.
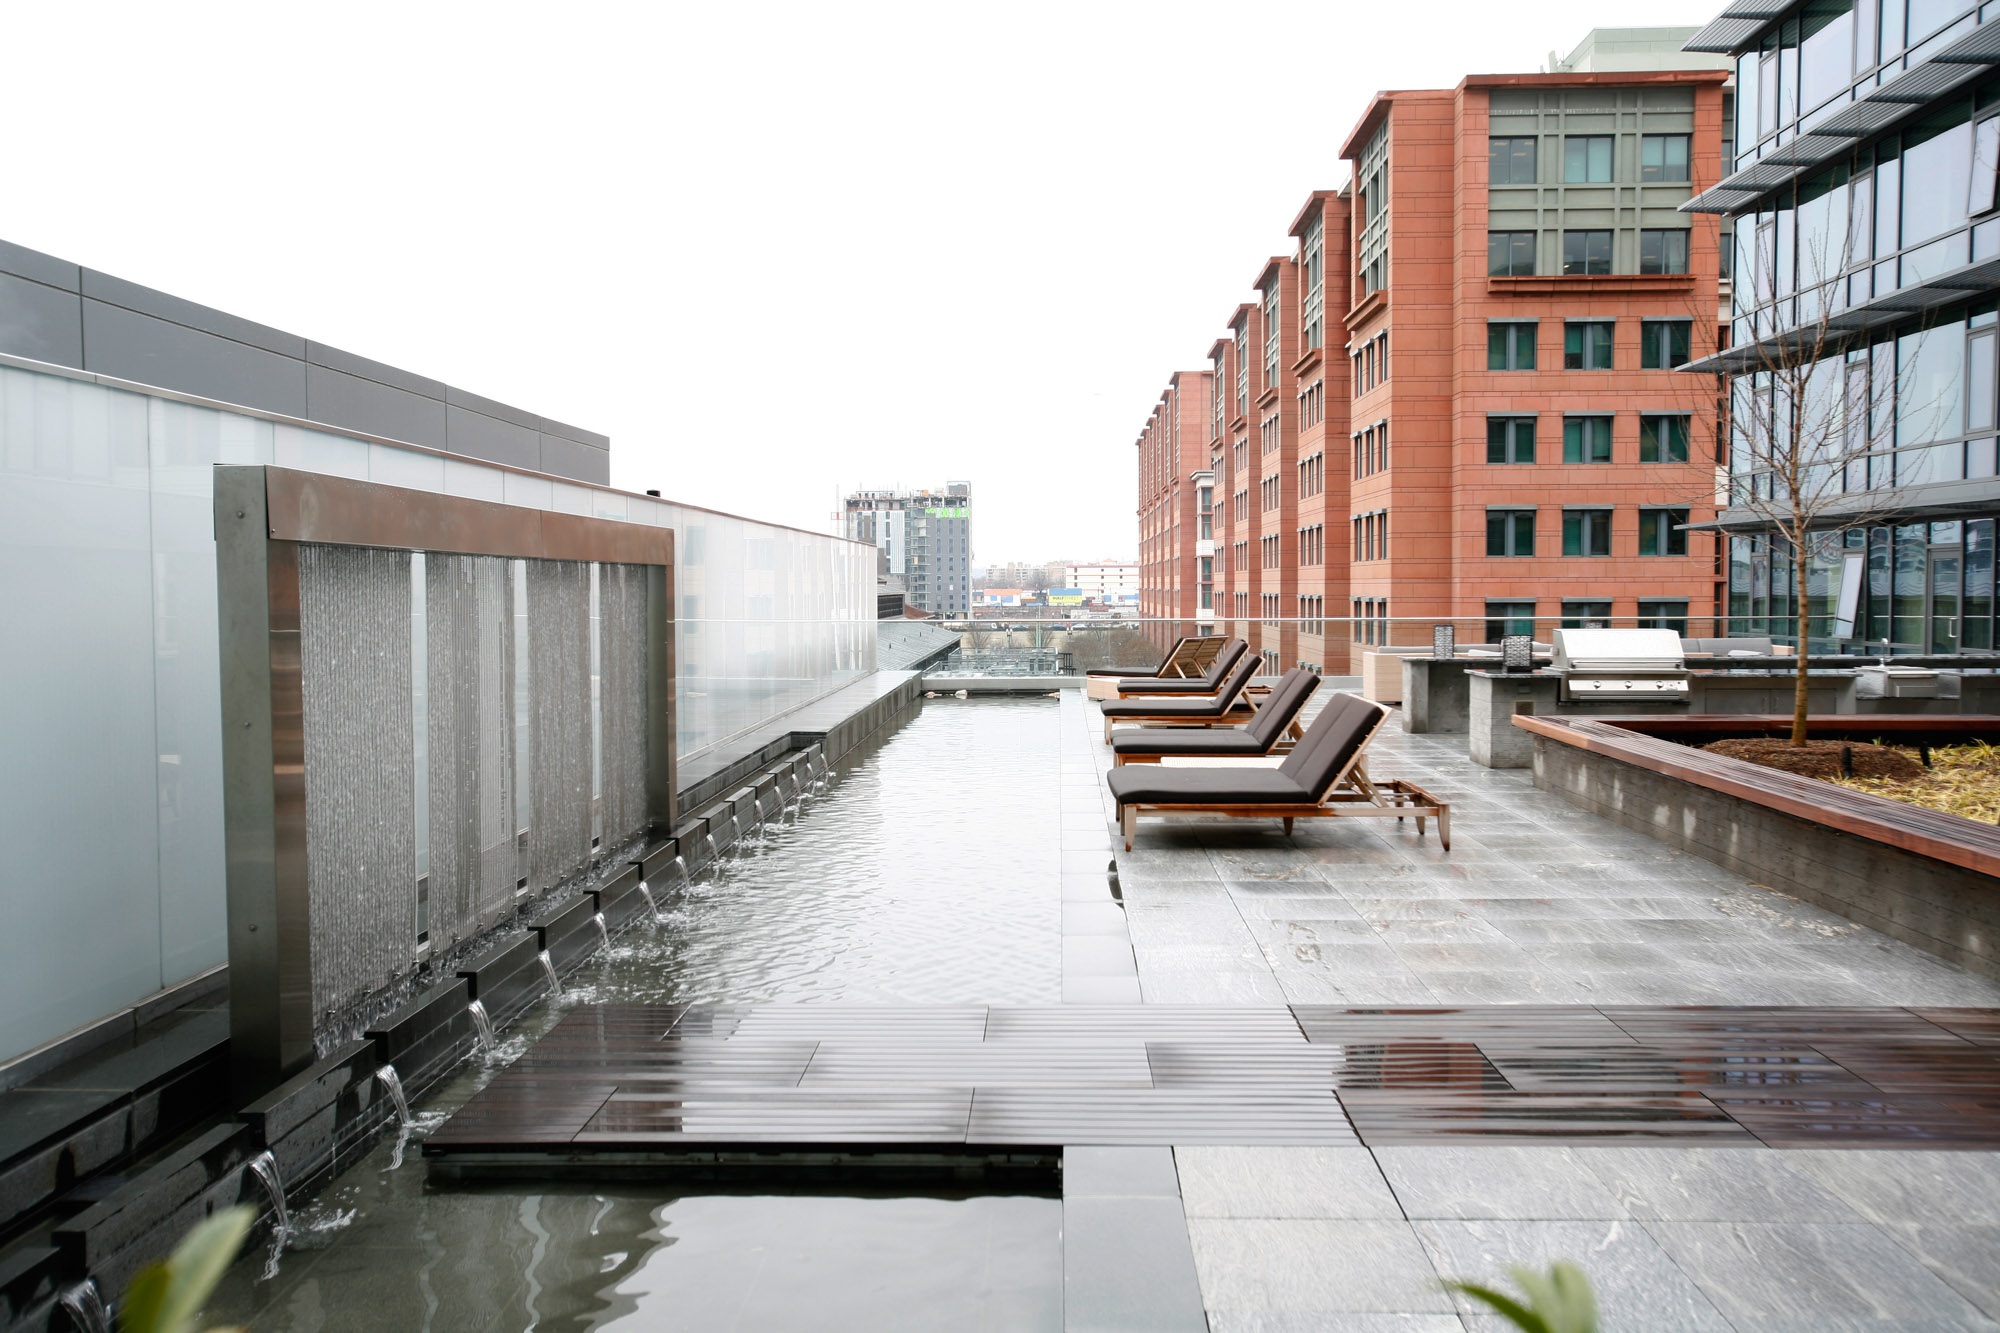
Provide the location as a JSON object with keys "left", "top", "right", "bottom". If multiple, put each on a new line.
{"left": 1107, "top": 691, "right": 1388, "bottom": 809}
{"left": 1101, "top": 653, "right": 1258, "bottom": 719}
{"left": 1105, "top": 766, "right": 1312, "bottom": 806}
{"left": 1110, "top": 669, "right": 1319, "bottom": 755}
{"left": 1116, "top": 638, "right": 1246, "bottom": 694}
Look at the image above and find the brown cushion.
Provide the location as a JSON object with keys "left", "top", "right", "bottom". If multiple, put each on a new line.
{"left": 1107, "top": 766, "right": 1313, "bottom": 806}
{"left": 1278, "top": 693, "right": 1387, "bottom": 797}
{"left": 1110, "top": 730, "right": 1272, "bottom": 756}
{"left": 1102, "top": 654, "right": 1257, "bottom": 717}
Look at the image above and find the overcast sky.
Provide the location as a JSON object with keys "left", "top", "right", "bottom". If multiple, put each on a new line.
{"left": 6, "top": 0, "right": 1719, "bottom": 563}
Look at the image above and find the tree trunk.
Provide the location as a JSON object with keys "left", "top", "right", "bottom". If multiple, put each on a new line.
{"left": 1792, "top": 532, "right": 1812, "bottom": 746}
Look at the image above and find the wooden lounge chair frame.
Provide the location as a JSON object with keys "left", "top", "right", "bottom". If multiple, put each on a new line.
{"left": 1116, "top": 705, "right": 1451, "bottom": 850}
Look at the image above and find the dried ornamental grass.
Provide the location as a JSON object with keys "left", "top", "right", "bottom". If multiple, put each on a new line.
{"left": 1833, "top": 741, "right": 2000, "bottom": 823}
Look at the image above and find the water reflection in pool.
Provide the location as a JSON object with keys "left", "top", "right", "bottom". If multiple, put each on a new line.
{"left": 205, "top": 697, "right": 1068, "bottom": 1331}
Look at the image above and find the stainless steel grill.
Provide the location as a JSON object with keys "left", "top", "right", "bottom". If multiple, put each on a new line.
{"left": 1551, "top": 628, "right": 1690, "bottom": 704}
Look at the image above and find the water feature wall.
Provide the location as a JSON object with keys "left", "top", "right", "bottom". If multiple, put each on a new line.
{"left": 216, "top": 465, "right": 681, "bottom": 1091}
{"left": 424, "top": 554, "right": 518, "bottom": 944}
{"left": 298, "top": 545, "right": 420, "bottom": 1025}
{"left": 0, "top": 355, "right": 874, "bottom": 1070}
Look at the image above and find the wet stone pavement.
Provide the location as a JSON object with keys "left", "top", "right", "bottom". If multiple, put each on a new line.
{"left": 1087, "top": 689, "right": 2000, "bottom": 1331}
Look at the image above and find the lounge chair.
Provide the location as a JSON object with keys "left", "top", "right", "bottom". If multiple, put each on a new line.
{"left": 1110, "top": 668, "right": 1320, "bottom": 765}
{"left": 1086, "top": 635, "right": 1203, "bottom": 680}
{"left": 1114, "top": 637, "right": 1248, "bottom": 697}
{"left": 1107, "top": 692, "right": 1449, "bottom": 850}
{"left": 1099, "top": 652, "right": 1259, "bottom": 742}
{"left": 1085, "top": 635, "right": 1208, "bottom": 700}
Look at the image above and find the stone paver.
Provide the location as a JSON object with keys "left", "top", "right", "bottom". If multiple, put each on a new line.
{"left": 1084, "top": 690, "right": 2000, "bottom": 1331}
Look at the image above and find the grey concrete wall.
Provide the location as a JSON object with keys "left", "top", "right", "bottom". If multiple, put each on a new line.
{"left": 0, "top": 237, "right": 609, "bottom": 484}
{"left": 1531, "top": 735, "right": 2000, "bottom": 981}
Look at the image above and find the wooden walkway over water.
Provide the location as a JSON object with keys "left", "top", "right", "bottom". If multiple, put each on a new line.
{"left": 423, "top": 1003, "right": 2000, "bottom": 1168}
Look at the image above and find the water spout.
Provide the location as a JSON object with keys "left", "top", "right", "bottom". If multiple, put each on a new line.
{"left": 57, "top": 1280, "right": 108, "bottom": 1333}
{"left": 667, "top": 855, "right": 689, "bottom": 888}
{"left": 637, "top": 880, "right": 660, "bottom": 922}
{"left": 702, "top": 832, "right": 720, "bottom": 867}
{"left": 537, "top": 949, "right": 562, "bottom": 997}
{"left": 244, "top": 1148, "right": 291, "bottom": 1279}
{"left": 376, "top": 1065, "right": 411, "bottom": 1128}
{"left": 591, "top": 911, "right": 610, "bottom": 954}
{"left": 245, "top": 1150, "right": 290, "bottom": 1233}
{"left": 467, "top": 999, "right": 496, "bottom": 1055}
{"left": 376, "top": 1064, "right": 413, "bottom": 1170}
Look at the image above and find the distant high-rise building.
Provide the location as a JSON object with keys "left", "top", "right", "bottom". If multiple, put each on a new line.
{"left": 843, "top": 483, "right": 973, "bottom": 616}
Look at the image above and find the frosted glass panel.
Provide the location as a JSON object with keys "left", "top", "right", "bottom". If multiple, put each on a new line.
{"left": 0, "top": 370, "right": 162, "bottom": 1060}
{"left": 0, "top": 358, "right": 874, "bottom": 1063}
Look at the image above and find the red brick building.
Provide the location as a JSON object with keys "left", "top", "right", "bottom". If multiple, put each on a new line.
{"left": 1131, "top": 53, "right": 1729, "bottom": 673}
{"left": 1135, "top": 370, "right": 1214, "bottom": 638}
{"left": 1338, "top": 68, "right": 1728, "bottom": 666}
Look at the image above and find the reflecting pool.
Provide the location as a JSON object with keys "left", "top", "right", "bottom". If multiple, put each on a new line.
{"left": 205, "top": 696, "right": 1067, "bottom": 1331}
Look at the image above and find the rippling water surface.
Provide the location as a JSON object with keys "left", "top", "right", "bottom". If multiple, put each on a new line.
{"left": 206, "top": 696, "right": 1067, "bottom": 1332}
{"left": 609, "top": 694, "right": 1063, "bottom": 1005}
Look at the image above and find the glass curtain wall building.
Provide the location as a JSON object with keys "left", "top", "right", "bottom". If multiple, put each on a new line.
{"left": 0, "top": 353, "right": 874, "bottom": 1066}
{"left": 1686, "top": 0, "right": 2000, "bottom": 652}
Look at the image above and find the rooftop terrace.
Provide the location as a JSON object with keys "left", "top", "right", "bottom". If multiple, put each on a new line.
{"left": 146, "top": 687, "right": 2000, "bottom": 1332}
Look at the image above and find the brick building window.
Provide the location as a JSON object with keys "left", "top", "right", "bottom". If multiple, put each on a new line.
{"left": 1640, "top": 415, "right": 1690, "bottom": 462}
{"left": 1562, "top": 508, "right": 1614, "bottom": 556}
{"left": 1640, "top": 134, "right": 1691, "bottom": 182}
{"left": 1562, "top": 230, "right": 1612, "bottom": 276}
{"left": 1263, "top": 282, "right": 1282, "bottom": 391}
{"left": 1485, "top": 600, "right": 1537, "bottom": 643}
{"left": 1563, "top": 415, "right": 1613, "bottom": 463}
{"left": 1564, "top": 321, "right": 1614, "bottom": 369}
{"left": 1639, "top": 229, "right": 1689, "bottom": 274}
{"left": 1490, "top": 136, "right": 1538, "bottom": 184}
{"left": 1639, "top": 508, "right": 1690, "bottom": 556}
{"left": 1488, "top": 416, "right": 1537, "bottom": 464}
{"left": 1489, "top": 231, "right": 1536, "bottom": 276}
{"left": 1487, "top": 509, "right": 1536, "bottom": 556}
{"left": 1563, "top": 135, "right": 1613, "bottom": 182}
{"left": 1637, "top": 598, "right": 1690, "bottom": 633}
{"left": 1302, "top": 215, "right": 1325, "bottom": 350}
{"left": 1488, "top": 321, "right": 1537, "bottom": 370}
{"left": 1640, "top": 319, "right": 1691, "bottom": 369}
{"left": 1563, "top": 600, "right": 1613, "bottom": 628}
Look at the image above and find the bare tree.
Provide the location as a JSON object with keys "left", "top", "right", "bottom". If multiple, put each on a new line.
{"left": 1694, "top": 215, "right": 1950, "bottom": 743}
